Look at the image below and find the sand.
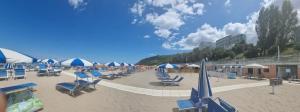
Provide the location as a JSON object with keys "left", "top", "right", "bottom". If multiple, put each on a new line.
{"left": 0, "top": 70, "right": 300, "bottom": 112}
{"left": 109, "top": 70, "right": 263, "bottom": 90}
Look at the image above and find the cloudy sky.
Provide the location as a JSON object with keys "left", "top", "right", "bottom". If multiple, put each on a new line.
{"left": 0, "top": 0, "right": 299, "bottom": 63}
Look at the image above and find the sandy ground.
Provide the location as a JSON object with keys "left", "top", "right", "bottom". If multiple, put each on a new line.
{"left": 109, "top": 70, "right": 263, "bottom": 90}
{"left": 0, "top": 70, "right": 300, "bottom": 112}
{"left": 0, "top": 72, "right": 177, "bottom": 112}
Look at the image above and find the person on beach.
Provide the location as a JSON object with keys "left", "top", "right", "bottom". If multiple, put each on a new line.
{"left": 0, "top": 93, "right": 7, "bottom": 112}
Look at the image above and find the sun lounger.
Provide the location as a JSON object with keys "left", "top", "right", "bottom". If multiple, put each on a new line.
{"left": 161, "top": 77, "right": 184, "bottom": 86}
{"left": 206, "top": 97, "right": 237, "bottom": 112}
{"left": 218, "top": 98, "right": 236, "bottom": 112}
{"left": 161, "top": 75, "right": 179, "bottom": 81}
{"left": 0, "top": 68, "right": 9, "bottom": 80}
{"left": 75, "top": 79, "right": 101, "bottom": 89}
{"left": 38, "top": 64, "right": 48, "bottom": 75}
{"left": 91, "top": 70, "right": 103, "bottom": 78}
{"left": 207, "top": 98, "right": 228, "bottom": 112}
{"left": 177, "top": 88, "right": 199, "bottom": 112}
{"left": 13, "top": 68, "right": 26, "bottom": 79}
{"left": 56, "top": 83, "right": 81, "bottom": 96}
{"left": 0, "top": 82, "right": 37, "bottom": 94}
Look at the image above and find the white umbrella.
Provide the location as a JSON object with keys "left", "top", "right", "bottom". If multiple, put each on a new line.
{"left": 105, "top": 62, "right": 120, "bottom": 67}
{"left": 0, "top": 48, "right": 36, "bottom": 63}
{"left": 61, "top": 58, "right": 93, "bottom": 67}
{"left": 42, "top": 59, "right": 58, "bottom": 64}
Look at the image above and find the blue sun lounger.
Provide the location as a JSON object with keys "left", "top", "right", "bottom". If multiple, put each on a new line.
{"left": 0, "top": 68, "right": 9, "bottom": 80}
{"left": 13, "top": 69, "right": 26, "bottom": 79}
{"left": 218, "top": 98, "right": 236, "bottom": 112}
{"left": 74, "top": 72, "right": 101, "bottom": 89}
{"left": 0, "top": 82, "right": 37, "bottom": 94}
{"left": 38, "top": 64, "right": 48, "bottom": 75}
{"left": 161, "top": 77, "right": 184, "bottom": 86}
{"left": 56, "top": 82, "right": 82, "bottom": 96}
{"left": 177, "top": 88, "right": 199, "bottom": 112}
{"left": 206, "top": 97, "right": 237, "bottom": 112}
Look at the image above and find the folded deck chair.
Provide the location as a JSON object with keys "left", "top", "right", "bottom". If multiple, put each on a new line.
{"left": 161, "top": 77, "right": 184, "bottom": 86}
{"left": 177, "top": 88, "right": 199, "bottom": 112}
{"left": 0, "top": 68, "right": 9, "bottom": 80}
{"left": 13, "top": 69, "right": 26, "bottom": 79}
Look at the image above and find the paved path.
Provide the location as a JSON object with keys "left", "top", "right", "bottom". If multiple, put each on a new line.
{"left": 62, "top": 71, "right": 270, "bottom": 97}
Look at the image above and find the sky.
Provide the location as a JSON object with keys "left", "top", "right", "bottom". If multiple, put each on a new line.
{"left": 0, "top": 0, "right": 299, "bottom": 64}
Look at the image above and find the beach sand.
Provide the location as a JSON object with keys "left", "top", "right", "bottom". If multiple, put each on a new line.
{"left": 109, "top": 70, "right": 263, "bottom": 90}
{"left": 0, "top": 70, "right": 300, "bottom": 112}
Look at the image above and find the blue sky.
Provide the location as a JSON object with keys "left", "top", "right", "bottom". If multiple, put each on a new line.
{"left": 0, "top": 0, "right": 279, "bottom": 63}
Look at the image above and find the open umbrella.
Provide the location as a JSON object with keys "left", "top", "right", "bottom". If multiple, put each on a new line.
{"left": 61, "top": 58, "right": 93, "bottom": 67}
{"left": 106, "top": 62, "right": 120, "bottom": 67}
{"left": 0, "top": 48, "right": 37, "bottom": 63}
{"left": 159, "top": 63, "right": 177, "bottom": 69}
{"left": 42, "top": 59, "right": 58, "bottom": 64}
{"left": 120, "top": 62, "right": 129, "bottom": 67}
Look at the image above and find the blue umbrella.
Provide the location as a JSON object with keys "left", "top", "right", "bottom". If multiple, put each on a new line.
{"left": 198, "top": 59, "right": 212, "bottom": 102}
{"left": 42, "top": 59, "right": 58, "bottom": 64}
{"left": 0, "top": 48, "right": 37, "bottom": 64}
{"left": 106, "top": 62, "right": 120, "bottom": 67}
{"left": 120, "top": 62, "right": 129, "bottom": 67}
{"left": 61, "top": 58, "right": 93, "bottom": 67}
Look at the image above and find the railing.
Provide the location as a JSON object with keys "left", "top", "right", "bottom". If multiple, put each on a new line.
{"left": 208, "top": 55, "right": 300, "bottom": 65}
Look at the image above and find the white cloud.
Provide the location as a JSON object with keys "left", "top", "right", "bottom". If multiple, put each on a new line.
{"left": 130, "top": 1, "right": 145, "bottom": 16}
{"left": 172, "top": 24, "right": 225, "bottom": 50}
{"left": 131, "top": 0, "right": 205, "bottom": 40}
{"left": 68, "top": 0, "right": 87, "bottom": 9}
{"left": 224, "top": 0, "right": 231, "bottom": 7}
{"left": 144, "top": 35, "right": 150, "bottom": 39}
{"left": 154, "top": 29, "right": 172, "bottom": 39}
{"left": 146, "top": 10, "right": 184, "bottom": 30}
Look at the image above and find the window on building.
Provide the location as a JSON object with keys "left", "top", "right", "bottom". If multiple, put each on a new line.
{"left": 264, "top": 69, "right": 269, "bottom": 72}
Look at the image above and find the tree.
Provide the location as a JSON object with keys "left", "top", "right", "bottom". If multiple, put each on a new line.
{"left": 279, "top": 0, "right": 298, "bottom": 48}
{"left": 244, "top": 44, "right": 259, "bottom": 58}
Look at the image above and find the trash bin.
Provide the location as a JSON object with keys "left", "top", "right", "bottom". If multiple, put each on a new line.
{"left": 269, "top": 78, "right": 283, "bottom": 86}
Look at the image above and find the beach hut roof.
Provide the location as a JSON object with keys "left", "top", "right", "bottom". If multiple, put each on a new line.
{"left": 245, "top": 63, "right": 268, "bottom": 68}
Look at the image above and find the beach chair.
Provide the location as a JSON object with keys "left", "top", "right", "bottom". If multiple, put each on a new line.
{"left": 38, "top": 64, "right": 48, "bottom": 75}
{"left": 56, "top": 82, "right": 84, "bottom": 96}
{"left": 13, "top": 68, "right": 26, "bottom": 79}
{"left": 161, "top": 77, "right": 184, "bottom": 86}
{"left": 207, "top": 98, "right": 228, "bottom": 112}
{"left": 218, "top": 98, "right": 237, "bottom": 112}
{"left": 0, "top": 68, "right": 9, "bottom": 80}
{"left": 0, "top": 82, "right": 43, "bottom": 112}
{"left": 161, "top": 75, "right": 179, "bottom": 81}
{"left": 0, "top": 82, "right": 37, "bottom": 94}
{"left": 91, "top": 70, "right": 103, "bottom": 78}
{"left": 74, "top": 71, "right": 102, "bottom": 89}
{"left": 177, "top": 88, "right": 199, "bottom": 112}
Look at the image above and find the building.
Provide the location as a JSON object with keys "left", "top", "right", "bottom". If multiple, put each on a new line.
{"left": 216, "top": 34, "right": 246, "bottom": 49}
